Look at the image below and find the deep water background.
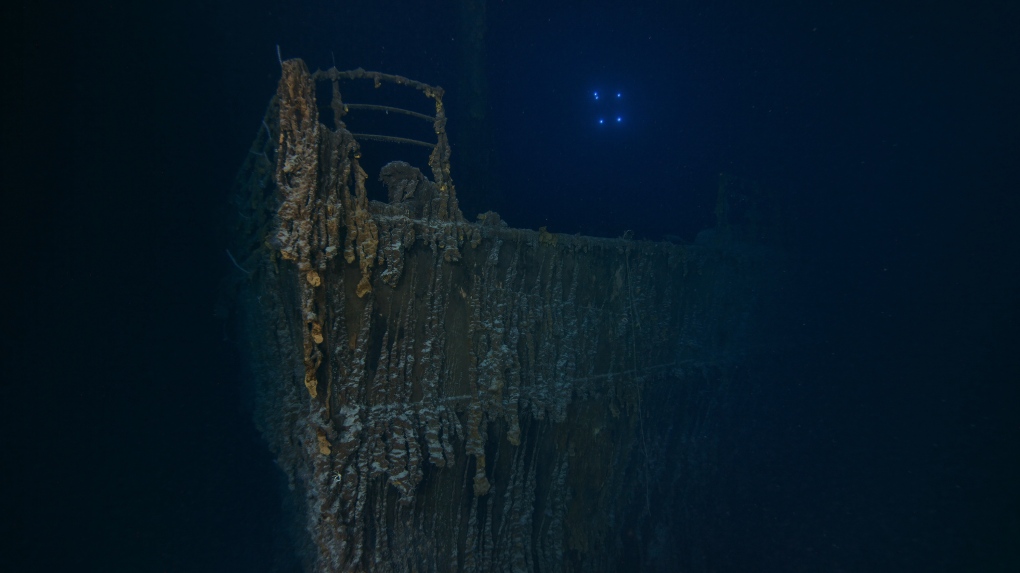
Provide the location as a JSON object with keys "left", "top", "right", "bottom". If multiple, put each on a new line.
{"left": 5, "top": 0, "right": 1019, "bottom": 571}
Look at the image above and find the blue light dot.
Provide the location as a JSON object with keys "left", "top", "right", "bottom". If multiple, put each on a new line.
{"left": 616, "top": 92, "right": 622, "bottom": 98}
{"left": 598, "top": 118, "right": 605, "bottom": 124}
{"left": 594, "top": 91, "right": 600, "bottom": 100}
{"left": 616, "top": 116, "right": 622, "bottom": 122}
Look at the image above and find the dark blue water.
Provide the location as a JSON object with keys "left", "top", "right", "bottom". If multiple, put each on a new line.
{"left": 7, "top": 0, "right": 1018, "bottom": 570}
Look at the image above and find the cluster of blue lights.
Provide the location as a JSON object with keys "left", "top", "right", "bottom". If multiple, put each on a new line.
{"left": 593, "top": 90, "right": 625, "bottom": 126}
